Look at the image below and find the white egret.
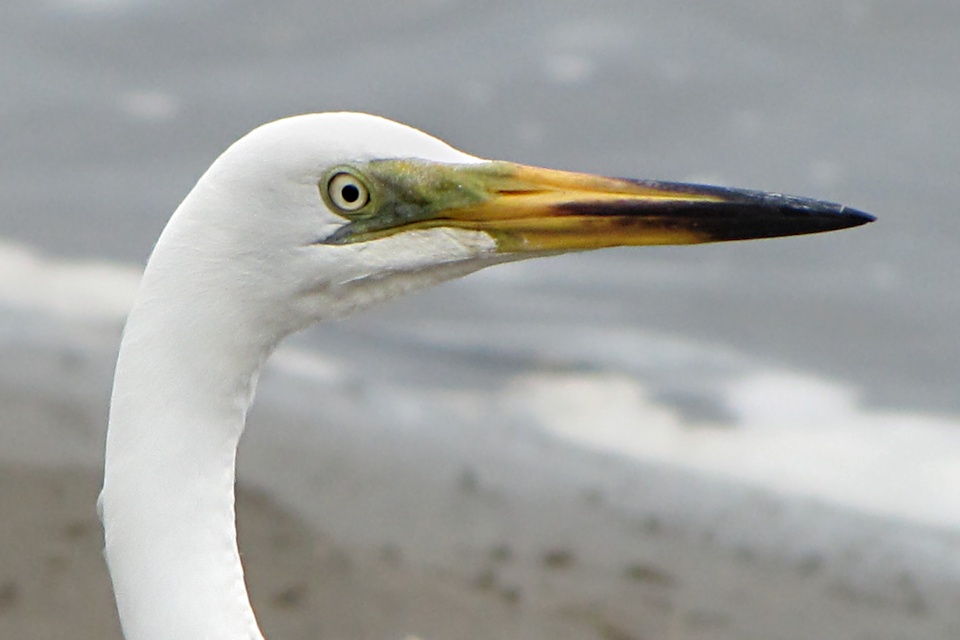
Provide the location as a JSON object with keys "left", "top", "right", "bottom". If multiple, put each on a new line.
{"left": 99, "top": 112, "right": 873, "bottom": 640}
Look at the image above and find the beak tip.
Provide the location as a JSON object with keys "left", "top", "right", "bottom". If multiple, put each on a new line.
{"left": 843, "top": 206, "right": 877, "bottom": 227}
{"left": 819, "top": 204, "right": 875, "bottom": 235}
{"left": 795, "top": 202, "right": 876, "bottom": 238}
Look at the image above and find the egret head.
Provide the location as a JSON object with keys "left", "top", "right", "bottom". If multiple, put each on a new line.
{"left": 159, "top": 112, "right": 873, "bottom": 330}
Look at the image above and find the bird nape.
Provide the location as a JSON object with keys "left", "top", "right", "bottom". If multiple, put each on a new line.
{"left": 98, "top": 112, "right": 873, "bottom": 640}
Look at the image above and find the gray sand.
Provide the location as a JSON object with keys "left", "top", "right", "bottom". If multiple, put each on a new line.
{"left": 2, "top": 326, "right": 959, "bottom": 640}
{"left": 0, "top": 463, "right": 953, "bottom": 640}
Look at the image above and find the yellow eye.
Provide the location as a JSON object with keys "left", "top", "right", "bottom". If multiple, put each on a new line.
{"left": 327, "top": 172, "right": 369, "bottom": 212}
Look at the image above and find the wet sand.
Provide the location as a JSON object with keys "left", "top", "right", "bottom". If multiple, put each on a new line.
{"left": 2, "top": 323, "right": 960, "bottom": 639}
{"left": 2, "top": 460, "right": 959, "bottom": 640}
{"left": 0, "top": 464, "right": 665, "bottom": 640}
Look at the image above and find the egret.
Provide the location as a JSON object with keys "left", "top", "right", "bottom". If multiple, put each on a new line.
{"left": 99, "top": 112, "right": 873, "bottom": 640}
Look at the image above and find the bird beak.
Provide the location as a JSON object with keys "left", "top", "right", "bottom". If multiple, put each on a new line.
{"left": 323, "top": 160, "right": 875, "bottom": 252}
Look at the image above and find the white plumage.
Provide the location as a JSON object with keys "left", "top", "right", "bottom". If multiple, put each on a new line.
{"left": 99, "top": 113, "right": 871, "bottom": 640}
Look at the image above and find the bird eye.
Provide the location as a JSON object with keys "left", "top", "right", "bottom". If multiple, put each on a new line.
{"left": 327, "top": 172, "right": 370, "bottom": 212}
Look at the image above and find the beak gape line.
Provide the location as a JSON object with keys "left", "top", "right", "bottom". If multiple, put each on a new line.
{"left": 321, "top": 159, "right": 875, "bottom": 252}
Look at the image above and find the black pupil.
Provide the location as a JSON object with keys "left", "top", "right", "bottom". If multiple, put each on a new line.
{"left": 341, "top": 183, "right": 360, "bottom": 203}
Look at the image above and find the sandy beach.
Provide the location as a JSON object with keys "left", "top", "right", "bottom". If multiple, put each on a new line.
{"left": 2, "top": 324, "right": 959, "bottom": 640}
{"left": 2, "top": 460, "right": 959, "bottom": 640}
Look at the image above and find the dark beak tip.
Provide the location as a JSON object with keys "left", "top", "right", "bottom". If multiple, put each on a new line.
{"left": 826, "top": 205, "right": 876, "bottom": 233}
{"left": 844, "top": 206, "right": 877, "bottom": 227}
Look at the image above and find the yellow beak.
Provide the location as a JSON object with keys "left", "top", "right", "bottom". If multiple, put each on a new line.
{"left": 322, "top": 160, "right": 874, "bottom": 251}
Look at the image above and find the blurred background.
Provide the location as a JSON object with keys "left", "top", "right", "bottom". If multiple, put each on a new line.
{"left": 1, "top": 0, "right": 959, "bottom": 639}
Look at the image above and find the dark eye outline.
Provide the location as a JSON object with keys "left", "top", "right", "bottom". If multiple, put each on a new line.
{"left": 321, "top": 168, "right": 371, "bottom": 214}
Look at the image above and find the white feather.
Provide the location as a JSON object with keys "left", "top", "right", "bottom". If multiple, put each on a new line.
{"left": 100, "top": 113, "right": 502, "bottom": 640}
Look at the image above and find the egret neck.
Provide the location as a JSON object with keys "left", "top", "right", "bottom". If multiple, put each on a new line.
{"left": 102, "top": 227, "right": 284, "bottom": 640}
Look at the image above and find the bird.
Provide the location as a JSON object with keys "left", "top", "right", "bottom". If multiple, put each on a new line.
{"left": 98, "top": 112, "right": 873, "bottom": 640}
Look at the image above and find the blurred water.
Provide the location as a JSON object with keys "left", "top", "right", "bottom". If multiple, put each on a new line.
{"left": 2, "top": 0, "right": 958, "bottom": 415}
{"left": 1, "top": 0, "right": 957, "bottom": 516}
